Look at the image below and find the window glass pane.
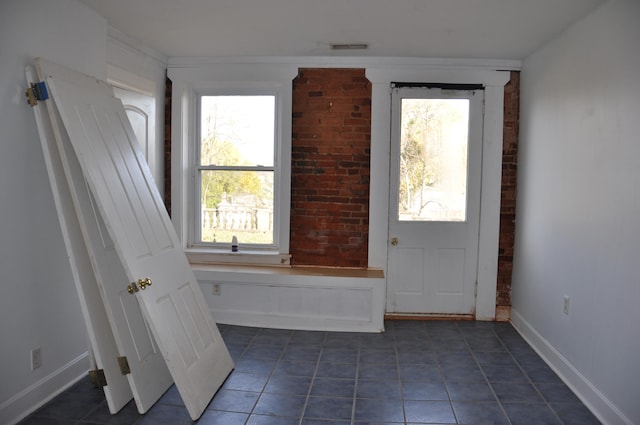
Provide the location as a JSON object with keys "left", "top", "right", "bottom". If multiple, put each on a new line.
{"left": 399, "top": 98, "right": 469, "bottom": 222}
{"left": 200, "top": 96, "right": 275, "bottom": 167}
{"left": 200, "top": 170, "right": 274, "bottom": 245}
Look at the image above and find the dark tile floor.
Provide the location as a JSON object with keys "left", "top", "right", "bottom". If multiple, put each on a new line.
{"left": 18, "top": 320, "right": 602, "bottom": 425}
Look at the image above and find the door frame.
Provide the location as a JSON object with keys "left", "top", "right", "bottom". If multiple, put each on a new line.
{"left": 366, "top": 66, "right": 511, "bottom": 320}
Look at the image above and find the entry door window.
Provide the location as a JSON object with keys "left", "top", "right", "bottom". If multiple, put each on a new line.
{"left": 398, "top": 98, "right": 470, "bottom": 222}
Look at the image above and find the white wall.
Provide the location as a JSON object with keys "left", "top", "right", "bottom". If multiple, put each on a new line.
{"left": 0, "top": 1, "right": 107, "bottom": 423}
{"left": 512, "top": 1, "right": 640, "bottom": 424}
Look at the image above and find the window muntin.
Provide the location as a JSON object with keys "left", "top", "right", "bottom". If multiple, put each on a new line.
{"left": 197, "top": 95, "right": 277, "bottom": 247}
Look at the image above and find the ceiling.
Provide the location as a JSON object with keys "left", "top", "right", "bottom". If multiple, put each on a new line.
{"left": 79, "top": 0, "right": 605, "bottom": 60}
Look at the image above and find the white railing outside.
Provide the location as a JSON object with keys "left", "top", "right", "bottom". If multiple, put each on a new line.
{"left": 202, "top": 206, "right": 272, "bottom": 233}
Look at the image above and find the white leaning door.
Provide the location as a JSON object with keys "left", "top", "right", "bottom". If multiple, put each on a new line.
{"left": 36, "top": 58, "right": 234, "bottom": 420}
{"left": 386, "top": 86, "right": 484, "bottom": 316}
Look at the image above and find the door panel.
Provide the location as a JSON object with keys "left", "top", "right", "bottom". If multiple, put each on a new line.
{"left": 387, "top": 87, "right": 483, "bottom": 315}
{"left": 396, "top": 248, "right": 425, "bottom": 294}
{"left": 36, "top": 58, "right": 234, "bottom": 420}
{"left": 113, "top": 87, "right": 159, "bottom": 186}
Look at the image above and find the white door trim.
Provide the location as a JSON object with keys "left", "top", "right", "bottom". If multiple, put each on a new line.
{"left": 366, "top": 66, "right": 510, "bottom": 320}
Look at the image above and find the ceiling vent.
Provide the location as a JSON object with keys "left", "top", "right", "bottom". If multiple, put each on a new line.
{"left": 330, "top": 43, "right": 369, "bottom": 51}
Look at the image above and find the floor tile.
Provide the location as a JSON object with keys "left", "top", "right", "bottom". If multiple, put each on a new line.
{"left": 402, "top": 380, "right": 449, "bottom": 401}
{"left": 253, "top": 393, "right": 307, "bottom": 417}
{"left": 354, "top": 398, "right": 404, "bottom": 422}
{"left": 27, "top": 389, "right": 105, "bottom": 422}
{"left": 316, "top": 361, "right": 358, "bottom": 379}
{"left": 356, "top": 379, "right": 402, "bottom": 399}
{"left": 404, "top": 400, "right": 456, "bottom": 423}
{"left": 234, "top": 357, "right": 278, "bottom": 374}
{"left": 399, "top": 364, "right": 442, "bottom": 381}
{"left": 273, "top": 359, "right": 318, "bottom": 377}
{"left": 282, "top": 346, "right": 322, "bottom": 362}
{"left": 522, "top": 365, "right": 564, "bottom": 384}
{"left": 481, "top": 365, "right": 529, "bottom": 383}
{"left": 359, "top": 362, "right": 399, "bottom": 380}
{"left": 452, "top": 401, "right": 510, "bottom": 425}
{"left": 246, "top": 414, "right": 300, "bottom": 425}
{"left": 265, "top": 374, "right": 313, "bottom": 395}
{"left": 79, "top": 400, "right": 141, "bottom": 424}
{"left": 135, "top": 403, "right": 194, "bottom": 425}
{"left": 442, "top": 363, "right": 487, "bottom": 383}
{"left": 311, "top": 377, "right": 356, "bottom": 398}
{"left": 157, "top": 385, "right": 185, "bottom": 406}
{"left": 221, "top": 372, "right": 269, "bottom": 392}
{"left": 502, "top": 402, "right": 562, "bottom": 425}
{"left": 397, "top": 349, "right": 438, "bottom": 365}
{"left": 359, "top": 349, "right": 397, "bottom": 364}
{"left": 290, "top": 330, "right": 326, "bottom": 345}
{"left": 320, "top": 347, "right": 358, "bottom": 363}
{"left": 491, "top": 382, "right": 543, "bottom": 403}
{"left": 197, "top": 410, "right": 249, "bottom": 425}
{"left": 303, "top": 396, "right": 354, "bottom": 420}
{"left": 447, "top": 382, "right": 496, "bottom": 401}
{"left": 243, "top": 344, "right": 286, "bottom": 359}
{"left": 301, "top": 419, "right": 351, "bottom": 425}
{"left": 535, "top": 382, "right": 582, "bottom": 404}
{"left": 474, "top": 351, "right": 518, "bottom": 367}
{"left": 551, "top": 402, "right": 603, "bottom": 425}
{"left": 16, "top": 417, "right": 73, "bottom": 425}
{"left": 207, "top": 389, "right": 259, "bottom": 413}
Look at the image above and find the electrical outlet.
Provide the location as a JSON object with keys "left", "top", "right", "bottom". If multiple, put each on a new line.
{"left": 563, "top": 296, "right": 570, "bottom": 315}
{"left": 31, "top": 347, "right": 41, "bottom": 370}
{"left": 212, "top": 283, "right": 221, "bottom": 296}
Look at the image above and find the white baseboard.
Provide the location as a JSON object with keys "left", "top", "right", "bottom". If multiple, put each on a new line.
{"left": 0, "top": 352, "right": 89, "bottom": 425}
{"left": 510, "top": 309, "right": 633, "bottom": 425}
{"left": 193, "top": 266, "right": 386, "bottom": 333}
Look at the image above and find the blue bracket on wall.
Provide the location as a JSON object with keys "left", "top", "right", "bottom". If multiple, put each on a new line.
{"left": 25, "top": 81, "right": 49, "bottom": 106}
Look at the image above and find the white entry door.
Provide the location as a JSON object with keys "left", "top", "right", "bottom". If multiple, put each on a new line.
{"left": 36, "top": 59, "right": 234, "bottom": 420}
{"left": 386, "top": 86, "right": 484, "bottom": 316}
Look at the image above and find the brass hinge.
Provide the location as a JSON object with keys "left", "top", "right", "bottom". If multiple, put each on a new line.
{"left": 118, "top": 356, "right": 131, "bottom": 375}
{"left": 25, "top": 81, "right": 49, "bottom": 107}
{"left": 88, "top": 369, "right": 107, "bottom": 388}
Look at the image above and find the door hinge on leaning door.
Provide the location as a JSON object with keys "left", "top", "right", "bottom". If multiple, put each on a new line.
{"left": 118, "top": 356, "right": 131, "bottom": 375}
{"left": 25, "top": 81, "right": 49, "bottom": 106}
{"left": 88, "top": 369, "right": 107, "bottom": 387}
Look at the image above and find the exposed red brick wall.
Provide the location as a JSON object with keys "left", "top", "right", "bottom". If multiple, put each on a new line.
{"left": 497, "top": 71, "right": 520, "bottom": 307}
{"left": 290, "top": 69, "right": 371, "bottom": 267}
{"left": 164, "top": 76, "right": 172, "bottom": 215}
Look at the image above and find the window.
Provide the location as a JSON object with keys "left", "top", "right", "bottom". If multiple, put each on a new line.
{"left": 398, "top": 97, "right": 470, "bottom": 221}
{"left": 196, "top": 95, "right": 278, "bottom": 249}
{"left": 168, "top": 63, "right": 296, "bottom": 264}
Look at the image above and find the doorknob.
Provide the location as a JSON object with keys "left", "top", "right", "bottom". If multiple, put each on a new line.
{"left": 127, "top": 278, "right": 152, "bottom": 294}
{"left": 138, "top": 277, "right": 152, "bottom": 290}
{"left": 391, "top": 237, "right": 398, "bottom": 246}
